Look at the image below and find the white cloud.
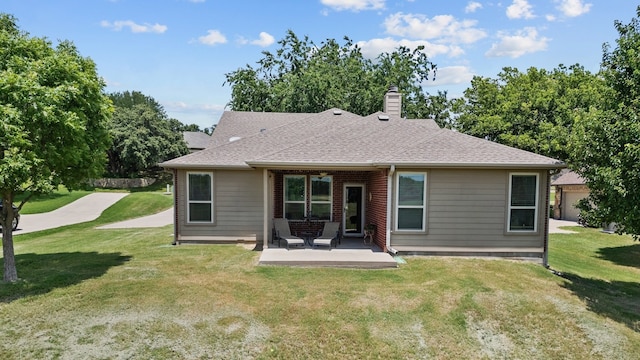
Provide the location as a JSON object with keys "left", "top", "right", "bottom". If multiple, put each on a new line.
{"left": 165, "top": 101, "right": 225, "bottom": 113}
{"left": 546, "top": 14, "right": 557, "bottom": 21}
{"left": 251, "top": 32, "right": 275, "bottom": 47}
{"left": 100, "top": 20, "right": 167, "bottom": 34}
{"left": 383, "top": 13, "right": 487, "bottom": 44}
{"left": 320, "top": 0, "right": 384, "bottom": 12}
{"left": 356, "top": 37, "right": 464, "bottom": 59}
{"left": 506, "top": 0, "right": 535, "bottom": 19}
{"left": 556, "top": 0, "right": 592, "bottom": 17}
{"left": 465, "top": 1, "right": 483, "bottom": 13}
{"left": 423, "top": 65, "right": 475, "bottom": 87}
{"left": 188, "top": 0, "right": 205, "bottom": 2}
{"left": 485, "top": 27, "right": 549, "bottom": 58}
{"left": 198, "top": 30, "right": 227, "bottom": 46}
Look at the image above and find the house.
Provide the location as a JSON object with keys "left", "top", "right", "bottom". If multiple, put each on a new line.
{"left": 161, "top": 88, "right": 565, "bottom": 265}
{"left": 183, "top": 131, "right": 211, "bottom": 152}
{"left": 551, "top": 170, "right": 589, "bottom": 222}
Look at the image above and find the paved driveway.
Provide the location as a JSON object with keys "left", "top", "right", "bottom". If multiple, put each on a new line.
{"left": 15, "top": 193, "right": 129, "bottom": 235}
{"left": 549, "top": 218, "right": 579, "bottom": 234}
{"left": 96, "top": 208, "right": 173, "bottom": 229}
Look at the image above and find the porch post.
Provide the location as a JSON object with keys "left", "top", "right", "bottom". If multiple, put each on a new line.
{"left": 263, "top": 168, "right": 269, "bottom": 249}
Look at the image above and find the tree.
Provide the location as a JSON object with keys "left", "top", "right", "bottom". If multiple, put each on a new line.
{"left": 0, "top": 14, "right": 111, "bottom": 282}
{"left": 106, "top": 91, "right": 188, "bottom": 178}
{"left": 454, "top": 65, "right": 606, "bottom": 161}
{"left": 224, "top": 30, "right": 437, "bottom": 118}
{"left": 570, "top": 7, "right": 640, "bottom": 236}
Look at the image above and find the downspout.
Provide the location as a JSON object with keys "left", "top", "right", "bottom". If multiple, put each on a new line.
{"left": 263, "top": 168, "right": 269, "bottom": 249}
{"left": 543, "top": 171, "right": 551, "bottom": 267}
{"left": 172, "top": 168, "right": 178, "bottom": 245}
{"left": 386, "top": 165, "right": 396, "bottom": 254}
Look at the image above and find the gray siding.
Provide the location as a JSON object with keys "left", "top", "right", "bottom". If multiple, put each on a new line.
{"left": 391, "top": 169, "right": 548, "bottom": 253}
{"left": 176, "top": 169, "right": 264, "bottom": 243}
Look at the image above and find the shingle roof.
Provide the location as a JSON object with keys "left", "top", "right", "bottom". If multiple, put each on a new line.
{"left": 183, "top": 131, "right": 211, "bottom": 150}
{"left": 161, "top": 109, "right": 565, "bottom": 169}
{"left": 551, "top": 170, "right": 585, "bottom": 186}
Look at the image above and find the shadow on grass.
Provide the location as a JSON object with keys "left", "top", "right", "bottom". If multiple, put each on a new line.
{"left": 560, "top": 272, "right": 640, "bottom": 332}
{"left": 597, "top": 243, "right": 640, "bottom": 269}
{"left": 0, "top": 252, "right": 131, "bottom": 303}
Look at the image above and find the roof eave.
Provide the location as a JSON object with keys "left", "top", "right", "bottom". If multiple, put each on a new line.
{"left": 159, "top": 163, "right": 254, "bottom": 170}
{"left": 373, "top": 162, "right": 567, "bottom": 169}
{"left": 245, "top": 160, "right": 380, "bottom": 170}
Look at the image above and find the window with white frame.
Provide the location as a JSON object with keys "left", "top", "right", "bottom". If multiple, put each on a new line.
{"left": 284, "top": 175, "right": 306, "bottom": 220}
{"left": 508, "top": 173, "right": 539, "bottom": 232}
{"left": 396, "top": 172, "right": 427, "bottom": 231}
{"left": 187, "top": 172, "right": 213, "bottom": 223}
{"left": 310, "top": 176, "right": 332, "bottom": 220}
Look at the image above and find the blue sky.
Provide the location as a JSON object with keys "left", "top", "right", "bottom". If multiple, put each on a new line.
{"left": 3, "top": 0, "right": 636, "bottom": 129}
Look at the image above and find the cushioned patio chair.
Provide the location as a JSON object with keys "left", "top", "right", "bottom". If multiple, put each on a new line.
{"left": 273, "top": 218, "right": 305, "bottom": 249}
{"left": 312, "top": 222, "right": 340, "bottom": 248}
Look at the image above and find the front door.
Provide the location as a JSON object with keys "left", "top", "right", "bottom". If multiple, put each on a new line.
{"left": 343, "top": 184, "right": 364, "bottom": 237}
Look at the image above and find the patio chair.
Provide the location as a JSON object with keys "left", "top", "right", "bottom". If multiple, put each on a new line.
{"left": 312, "top": 222, "right": 340, "bottom": 248}
{"left": 273, "top": 218, "right": 305, "bottom": 249}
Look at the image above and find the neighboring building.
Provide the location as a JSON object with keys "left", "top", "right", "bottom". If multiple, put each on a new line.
{"left": 161, "top": 88, "right": 565, "bottom": 264}
{"left": 183, "top": 131, "right": 211, "bottom": 152}
{"left": 551, "top": 170, "right": 589, "bottom": 222}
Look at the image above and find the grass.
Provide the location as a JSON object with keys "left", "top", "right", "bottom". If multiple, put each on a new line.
{"left": 1, "top": 198, "right": 639, "bottom": 359}
{"left": 548, "top": 225, "right": 640, "bottom": 333}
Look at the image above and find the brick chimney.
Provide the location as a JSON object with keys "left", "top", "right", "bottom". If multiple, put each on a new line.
{"left": 383, "top": 85, "right": 402, "bottom": 118}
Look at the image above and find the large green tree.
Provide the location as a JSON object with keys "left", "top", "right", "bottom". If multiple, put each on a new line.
{"left": 570, "top": 7, "right": 640, "bottom": 236}
{"left": 454, "top": 65, "right": 606, "bottom": 161}
{"left": 106, "top": 91, "right": 189, "bottom": 178}
{"left": 0, "top": 14, "right": 111, "bottom": 282}
{"left": 224, "top": 30, "right": 439, "bottom": 118}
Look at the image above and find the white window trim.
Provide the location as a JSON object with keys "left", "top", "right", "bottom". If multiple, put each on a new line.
{"left": 283, "top": 175, "right": 307, "bottom": 220}
{"left": 310, "top": 175, "right": 333, "bottom": 220}
{"left": 395, "top": 172, "right": 427, "bottom": 231}
{"left": 187, "top": 171, "right": 214, "bottom": 224}
{"left": 507, "top": 172, "right": 539, "bottom": 233}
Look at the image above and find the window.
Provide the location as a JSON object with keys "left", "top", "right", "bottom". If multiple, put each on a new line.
{"left": 311, "top": 176, "right": 332, "bottom": 220}
{"left": 187, "top": 172, "right": 213, "bottom": 223}
{"left": 283, "top": 174, "right": 333, "bottom": 220}
{"left": 284, "top": 175, "right": 306, "bottom": 220}
{"left": 508, "top": 173, "right": 539, "bottom": 232}
{"left": 396, "top": 172, "right": 426, "bottom": 231}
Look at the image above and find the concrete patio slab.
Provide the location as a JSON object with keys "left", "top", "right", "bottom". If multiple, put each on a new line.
{"left": 259, "top": 248, "right": 398, "bottom": 269}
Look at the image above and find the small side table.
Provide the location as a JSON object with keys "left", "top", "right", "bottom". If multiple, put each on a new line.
{"left": 363, "top": 230, "right": 374, "bottom": 246}
{"left": 300, "top": 231, "right": 315, "bottom": 246}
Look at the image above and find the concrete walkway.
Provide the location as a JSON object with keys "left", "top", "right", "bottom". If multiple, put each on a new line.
{"left": 15, "top": 193, "right": 129, "bottom": 235}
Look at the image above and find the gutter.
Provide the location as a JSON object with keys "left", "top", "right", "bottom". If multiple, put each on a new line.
{"left": 159, "top": 163, "right": 255, "bottom": 170}
{"left": 245, "top": 160, "right": 379, "bottom": 170}
{"left": 370, "top": 162, "right": 567, "bottom": 170}
{"left": 386, "top": 165, "right": 396, "bottom": 254}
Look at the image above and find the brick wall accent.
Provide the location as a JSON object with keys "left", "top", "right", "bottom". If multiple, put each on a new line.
{"left": 367, "top": 170, "right": 388, "bottom": 251}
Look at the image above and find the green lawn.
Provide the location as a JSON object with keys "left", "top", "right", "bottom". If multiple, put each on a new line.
{"left": 1, "top": 196, "right": 639, "bottom": 359}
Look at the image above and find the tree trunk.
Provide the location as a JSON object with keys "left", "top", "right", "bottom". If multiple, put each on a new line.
{"left": 1, "top": 198, "right": 18, "bottom": 282}
{"left": 2, "top": 229, "right": 18, "bottom": 282}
